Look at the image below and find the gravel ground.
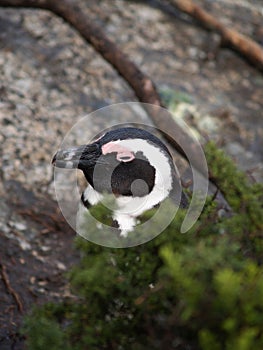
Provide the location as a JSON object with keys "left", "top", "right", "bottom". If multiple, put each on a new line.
{"left": 0, "top": 0, "right": 262, "bottom": 348}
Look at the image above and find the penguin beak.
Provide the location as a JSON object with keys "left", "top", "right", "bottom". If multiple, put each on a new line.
{"left": 52, "top": 143, "right": 101, "bottom": 169}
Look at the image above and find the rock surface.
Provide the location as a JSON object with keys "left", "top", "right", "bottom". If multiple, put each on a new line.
{"left": 0, "top": 0, "right": 262, "bottom": 348}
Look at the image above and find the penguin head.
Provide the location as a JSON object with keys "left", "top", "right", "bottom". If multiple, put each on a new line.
{"left": 52, "top": 127, "right": 187, "bottom": 208}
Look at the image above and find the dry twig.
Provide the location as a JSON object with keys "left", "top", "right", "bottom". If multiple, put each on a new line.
{"left": 0, "top": 0, "right": 207, "bottom": 178}
{"left": 0, "top": 261, "right": 24, "bottom": 313}
{"left": 0, "top": 0, "right": 238, "bottom": 205}
{"left": 168, "top": 0, "right": 263, "bottom": 71}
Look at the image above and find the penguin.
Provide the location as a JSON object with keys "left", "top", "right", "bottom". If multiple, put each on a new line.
{"left": 52, "top": 127, "right": 188, "bottom": 237}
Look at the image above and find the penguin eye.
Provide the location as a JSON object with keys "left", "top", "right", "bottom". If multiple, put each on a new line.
{"left": 102, "top": 141, "right": 135, "bottom": 163}
{"left": 117, "top": 153, "right": 135, "bottom": 162}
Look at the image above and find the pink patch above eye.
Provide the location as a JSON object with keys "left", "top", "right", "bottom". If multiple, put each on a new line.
{"left": 102, "top": 141, "right": 135, "bottom": 162}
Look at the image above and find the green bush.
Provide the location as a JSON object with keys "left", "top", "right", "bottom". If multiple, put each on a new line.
{"left": 23, "top": 142, "right": 263, "bottom": 349}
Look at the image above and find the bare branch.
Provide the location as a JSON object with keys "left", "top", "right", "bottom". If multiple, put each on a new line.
{"left": 168, "top": 0, "right": 263, "bottom": 71}
{"left": 0, "top": 261, "right": 24, "bottom": 313}
{"left": 0, "top": 0, "right": 237, "bottom": 206}
{"left": 0, "top": 0, "right": 205, "bottom": 175}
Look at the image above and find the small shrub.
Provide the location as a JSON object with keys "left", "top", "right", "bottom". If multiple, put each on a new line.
{"left": 23, "top": 143, "right": 263, "bottom": 349}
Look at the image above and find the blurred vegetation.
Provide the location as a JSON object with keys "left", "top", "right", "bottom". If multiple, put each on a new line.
{"left": 23, "top": 142, "right": 263, "bottom": 349}
{"left": 159, "top": 86, "right": 192, "bottom": 110}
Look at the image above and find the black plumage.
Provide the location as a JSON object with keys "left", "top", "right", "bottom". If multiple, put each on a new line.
{"left": 52, "top": 127, "right": 188, "bottom": 235}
